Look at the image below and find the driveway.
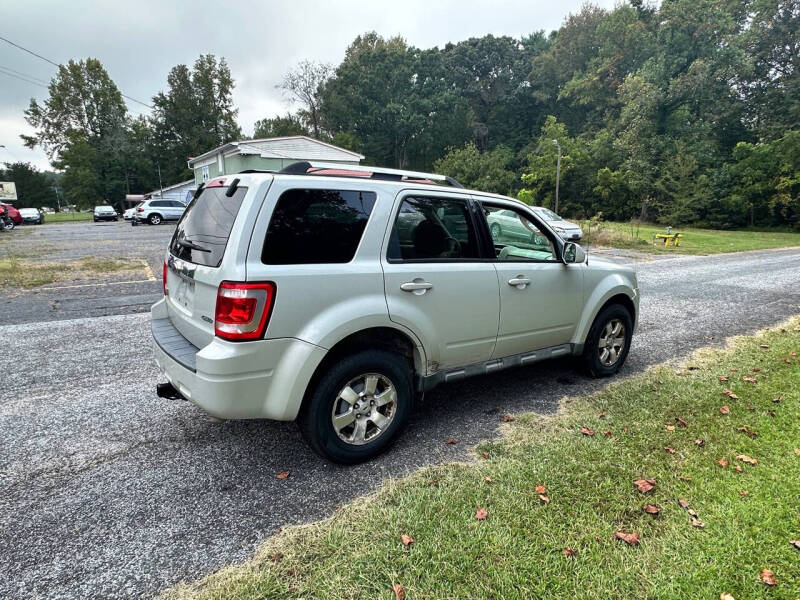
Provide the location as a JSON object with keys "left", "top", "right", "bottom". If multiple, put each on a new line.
{"left": 1, "top": 247, "right": 799, "bottom": 599}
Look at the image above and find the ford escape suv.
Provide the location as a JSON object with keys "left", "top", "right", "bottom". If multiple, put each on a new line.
{"left": 151, "top": 162, "right": 639, "bottom": 463}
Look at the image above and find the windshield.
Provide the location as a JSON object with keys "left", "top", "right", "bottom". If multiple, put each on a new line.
{"left": 169, "top": 185, "right": 247, "bottom": 267}
{"left": 96, "top": 206, "right": 114, "bottom": 211}
{"left": 534, "top": 207, "right": 561, "bottom": 221}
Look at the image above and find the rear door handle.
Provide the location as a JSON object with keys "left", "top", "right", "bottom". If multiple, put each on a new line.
{"left": 400, "top": 280, "right": 433, "bottom": 294}
{"left": 508, "top": 276, "right": 531, "bottom": 289}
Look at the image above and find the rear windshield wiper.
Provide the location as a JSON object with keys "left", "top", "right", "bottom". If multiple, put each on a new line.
{"left": 176, "top": 239, "right": 211, "bottom": 253}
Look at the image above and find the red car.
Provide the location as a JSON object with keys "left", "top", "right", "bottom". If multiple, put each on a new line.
{"left": 1, "top": 203, "right": 22, "bottom": 225}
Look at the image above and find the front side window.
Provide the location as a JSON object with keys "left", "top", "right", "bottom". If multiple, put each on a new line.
{"left": 387, "top": 196, "right": 480, "bottom": 261}
{"left": 484, "top": 204, "right": 558, "bottom": 262}
{"left": 262, "top": 189, "right": 377, "bottom": 265}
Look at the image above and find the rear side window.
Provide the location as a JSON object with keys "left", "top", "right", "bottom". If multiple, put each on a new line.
{"left": 169, "top": 186, "right": 247, "bottom": 267}
{"left": 261, "top": 189, "right": 376, "bottom": 265}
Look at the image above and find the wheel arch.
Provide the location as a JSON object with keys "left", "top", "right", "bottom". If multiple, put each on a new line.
{"left": 572, "top": 281, "right": 638, "bottom": 349}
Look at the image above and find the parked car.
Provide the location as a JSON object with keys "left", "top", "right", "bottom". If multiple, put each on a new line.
{"left": 152, "top": 164, "right": 638, "bottom": 463}
{"left": 531, "top": 207, "right": 583, "bottom": 241}
{"left": 0, "top": 203, "right": 22, "bottom": 226}
{"left": 93, "top": 205, "right": 119, "bottom": 222}
{"left": 18, "top": 207, "right": 44, "bottom": 224}
{"left": 134, "top": 199, "right": 187, "bottom": 225}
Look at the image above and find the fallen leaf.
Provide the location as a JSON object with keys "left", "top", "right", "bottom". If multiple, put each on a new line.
{"left": 665, "top": 424, "right": 676, "bottom": 431}
{"left": 445, "top": 438, "right": 458, "bottom": 445}
{"left": 742, "top": 376, "right": 757, "bottom": 383}
{"left": 760, "top": 568, "right": 776, "bottom": 586}
{"left": 276, "top": 471, "right": 290, "bottom": 480}
{"left": 481, "top": 451, "right": 489, "bottom": 459}
{"left": 768, "top": 410, "right": 775, "bottom": 418}
{"left": 475, "top": 507, "right": 488, "bottom": 520}
{"left": 695, "top": 438, "right": 706, "bottom": 447}
{"left": 734, "top": 465, "right": 743, "bottom": 473}
{"left": 718, "top": 459, "right": 730, "bottom": 468}
{"left": 483, "top": 476, "right": 493, "bottom": 483}
{"left": 401, "top": 534, "right": 414, "bottom": 547}
{"left": 719, "top": 405, "right": 730, "bottom": 415}
{"left": 675, "top": 417, "right": 688, "bottom": 428}
{"left": 679, "top": 499, "right": 690, "bottom": 509}
{"left": 747, "top": 405, "right": 755, "bottom": 411}
{"left": 597, "top": 411, "right": 606, "bottom": 419}
{"left": 392, "top": 583, "right": 405, "bottom": 600}
{"left": 738, "top": 490, "right": 748, "bottom": 497}
{"left": 502, "top": 415, "right": 515, "bottom": 422}
{"left": 644, "top": 504, "right": 661, "bottom": 515}
{"left": 730, "top": 368, "right": 738, "bottom": 372}
{"left": 784, "top": 358, "right": 793, "bottom": 364}
{"left": 691, "top": 517, "right": 706, "bottom": 528}
{"left": 720, "top": 593, "right": 735, "bottom": 600}
{"left": 580, "top": 427, "right": 595, "bottom": 436}
{"left": 772, "top": 396, "right": 782, "bottom": 403}
{"left": 269, "top": 552, "right": 283, "bottom": 562}
{"left": 633, "top": 478, "right": 656, "bottom": 493}
{"left": 736, "top": 454, "right": 758, "bottom": 465}
{"left": 539, "top": 494, "right": 550, "bottom": 504}
{"left": 679, "top": 475, "right": 693, "bottom": 481}
{"left": 790, "top": 540, "right": 800, "bottom": 550}
{"left": 614, "top": 531, "right": 640, "bottom": 546}
{"left": 603, "top": 430, "right": 612, "bottom": 437}
{"left": 738, "top": 426, "right": 757, "bottom": 438}
{"left": 722, "top": 389, "right": 740, "bottom": 400}
{"left": 759, "top": 344, "right": 770, "bottom": 350}
{"left": 752, "top": 368, "right": 761, "bottom": 373}
{"left": 794, "top": 448, "right": 800, "bottom": 456}
{"left": 665, "top": 447, "right": 676, "bottom": 454}
{"left": 622, "top": 426, "right": 629, "bottom": 432}
{"left": 535, "top": 484, "right": 546, "bottom": 494}
{"left": 718, "top": 375, "right": 729, "bottom": 382}
{"left": 562, "top": 547, "right": 577, "bottom": 557}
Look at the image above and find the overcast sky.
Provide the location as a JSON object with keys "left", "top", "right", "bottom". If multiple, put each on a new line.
{"left": 1, "top": 0, "right": 619, "bottom": 171}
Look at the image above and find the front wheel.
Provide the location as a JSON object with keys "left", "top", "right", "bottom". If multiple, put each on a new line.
{"left": 582, "top": 304, "right": 633, "bottom": 377}
{"left": 298, "top": 350, "right": 413, "bottom": 464}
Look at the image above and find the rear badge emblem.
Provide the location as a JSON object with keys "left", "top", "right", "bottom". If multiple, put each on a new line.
{"left": 201, "top": 315, "right": 213, "bottom": 323}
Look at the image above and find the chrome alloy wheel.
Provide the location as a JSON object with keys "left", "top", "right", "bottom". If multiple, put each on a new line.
{"left": 598, "top": 318, "right": 626, "bottom": 366}
{"left": 331, "top": 373, "right": 397, "bottom": 446}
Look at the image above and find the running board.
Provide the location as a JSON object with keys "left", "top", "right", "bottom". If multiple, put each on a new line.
{"left": 418, "top": 343, "right": 577, "bottom": 393}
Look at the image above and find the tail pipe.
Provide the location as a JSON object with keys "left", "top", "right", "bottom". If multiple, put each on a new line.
{"left": 156, "top": 382, "right": 184, "bottom": 400}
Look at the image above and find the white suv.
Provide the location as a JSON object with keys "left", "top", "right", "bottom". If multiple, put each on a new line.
{"left": 134, "top": 198, "right": 187, "bottom": 225}
{"left": 151, "top": 162, "right": 639, "bottom": 463}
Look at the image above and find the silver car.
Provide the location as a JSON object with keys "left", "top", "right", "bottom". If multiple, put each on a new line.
{"left": 134, "top": 199, "right": 187, "bottom": 225}
{"left": 532, "top": 207, "right": 583, "bottom": 241}
{"left": 152, "top": 163, "right": 638, "bottom": 463}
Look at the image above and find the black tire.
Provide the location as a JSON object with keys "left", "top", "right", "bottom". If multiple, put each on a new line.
{"left": 298, "top": 349, "right": 413, "bottom": 464}
{"left": 93, "top": 217, "right": 98, "bottom": 222}
{"left": 582, "top": 303, "right": 633, "bottom": 378}
{"left": 148, "top": 213, "right": 162, "bottom": 225}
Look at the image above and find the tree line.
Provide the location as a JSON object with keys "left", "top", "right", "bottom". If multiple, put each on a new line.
{"left": 17, "top": 0, "right": 800, "bottom": 228}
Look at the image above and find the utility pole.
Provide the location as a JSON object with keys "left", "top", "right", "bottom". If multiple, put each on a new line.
{"left": 552, "top": 139, "right": 561, "bottom": 214}
{"left": 157, "top": 164, "right": 164, "bottom": 197}
{"left": 52, "top": 184, "right": 62, "bottom": 212}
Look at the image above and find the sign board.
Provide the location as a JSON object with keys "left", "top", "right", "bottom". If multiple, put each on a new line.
{"left": 0, "top": 182, "right": 17, "bottom": 201}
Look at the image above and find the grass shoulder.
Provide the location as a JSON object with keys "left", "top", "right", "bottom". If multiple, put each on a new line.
{"left": 163, "top": 318, "right": 800, "bottom": 600}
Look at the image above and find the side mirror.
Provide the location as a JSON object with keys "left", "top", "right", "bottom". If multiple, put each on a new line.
{"left": 562, "top": 241, "right": 586, "bottom": 264}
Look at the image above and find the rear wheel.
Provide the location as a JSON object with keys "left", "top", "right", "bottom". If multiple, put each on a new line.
{"left": 582, "top": 304, "right": 633, "bottom": 377}
{"left": 298, "top": 350, "right": 413, "bottom": 464}
{"left": 148, "top": 213, "right": 162, "bottom": 225}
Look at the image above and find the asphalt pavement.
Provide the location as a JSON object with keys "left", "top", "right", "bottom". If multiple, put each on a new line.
{"left": 1, "top": 245, "right": 799, "bottom": 599}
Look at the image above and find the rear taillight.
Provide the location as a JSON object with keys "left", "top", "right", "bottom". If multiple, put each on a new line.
{"left": 137, "top": 207, "right": 144, "bottom": 212}
{"left": 214, "top": 282, "right": 275, "bottom": 341}
{"left": 162, "top": 261, "right": 168, "bottom": 295}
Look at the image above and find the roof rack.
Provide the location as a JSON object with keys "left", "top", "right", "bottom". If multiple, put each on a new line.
{"left": 276, "top": 161, "right": 464, "bottom": 188}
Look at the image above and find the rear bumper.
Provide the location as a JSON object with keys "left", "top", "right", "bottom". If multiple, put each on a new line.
{"left": 150, "top": 299, "right": 326, "bottom": 421}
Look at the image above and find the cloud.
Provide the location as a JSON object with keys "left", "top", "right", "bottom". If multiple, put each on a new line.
{"left": 1, "top": 0, "right": 618, "bottom": 170}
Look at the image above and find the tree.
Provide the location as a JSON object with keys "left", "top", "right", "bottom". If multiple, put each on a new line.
{"left": 22, "top": 58, "right": 128, "bottom": 159}
{"left": 434, "top": 143, "right": 517, "bottom": 194}
{"left": 151, "top": 54, "right": 241, "bottom": 182}
{"left": 0, "top": 162, "right": 57, "bottom": 209}
{"left": 253, "top": 113, "right": 308, "bottom": 138}
{"left": 279, "top": 61, "right": 332, "bottom": 139}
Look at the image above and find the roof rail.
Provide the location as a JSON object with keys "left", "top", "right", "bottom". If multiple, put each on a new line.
{"left": 277, "top": 161, "right": 463, "bottom": 188}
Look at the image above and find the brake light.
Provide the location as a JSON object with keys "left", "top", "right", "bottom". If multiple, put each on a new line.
{"left": 162, "top": 261, "right": 168, "bottom": 295}
{"left": 214, "top": 282, "right": 275, "bottom": 341}
{"left": 137, "top": 207, "right": 144, "bottom": 212}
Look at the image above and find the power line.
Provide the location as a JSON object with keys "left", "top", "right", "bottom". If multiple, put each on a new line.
{"left": 0, "top": 63, "right": 49, "bottom": 85}
{"left": 0, "top": 34, "right": 154, "bottom": 109}
{"left": 0, "top": 67, "right": 49, "bottom": 88}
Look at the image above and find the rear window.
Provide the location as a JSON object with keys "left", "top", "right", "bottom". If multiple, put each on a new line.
{"left": 169, "top": 186, "right": 247, "bottom": 267}
{"left": 261, "top": 189, "right": 377, "bottom": 265}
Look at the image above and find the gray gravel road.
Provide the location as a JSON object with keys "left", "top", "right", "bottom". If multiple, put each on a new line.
{"left": 1, "top": 247, "right": 799, "bottom": 599}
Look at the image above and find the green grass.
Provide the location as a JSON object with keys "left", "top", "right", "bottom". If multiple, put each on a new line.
{"left": 0, "top": 256, "right": 65, "bottom": 287}
{"left": 43, "top": 212, "right": 93, "bottom": 223}
{"left": 163, "top": 319, "right": 800, "bottom": 600}
{"left": 584, "top": 221, "right": 800, "bottom": 255}
{"left": 79, "top": 257, "right": 140, "bottom": 273}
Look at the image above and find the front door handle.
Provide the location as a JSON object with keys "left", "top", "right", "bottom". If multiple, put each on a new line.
{"left": 400, "top": 279, "right": 433, "bottom": 295}
{"left": 508, "top": 276, "right": 531, "bottom": 289}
